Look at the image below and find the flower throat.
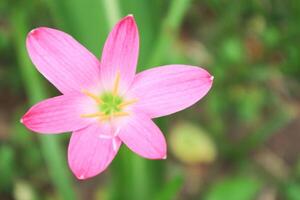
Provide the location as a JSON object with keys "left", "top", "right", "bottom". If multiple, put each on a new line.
{"left": 80, "top": 71, "right": 137, "bottom": 121}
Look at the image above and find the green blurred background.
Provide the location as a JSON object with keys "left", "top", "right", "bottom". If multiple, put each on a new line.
{"left": 1, "top": 0, "right": 300, "bottom": 199}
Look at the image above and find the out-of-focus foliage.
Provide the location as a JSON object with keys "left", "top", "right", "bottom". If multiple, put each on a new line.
{"left": 1, "top": 0, "right": 300, "bottom": 199}
{"left": 204, "top": 176, "right": 261, "bottom": 200}
{"left": 169, "top": 121, "right": 216, "bottom": 164}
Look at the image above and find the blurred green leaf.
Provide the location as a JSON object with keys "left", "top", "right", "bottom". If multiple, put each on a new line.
{"left": 283, "top": 182, "right": 300, "bottom": 200}
{"left": 220, "top": 37, "right": 245, "bottom": 63}
{"left": 204, "top": 176, "right": 261, "bottom": 200}
{"left": 155, "top": 175, "right": 184, "bottom": 200}
{"left": 148, "top": 0, "right": 192, "bottom": 67}
{"left": 0, "top": 145, "right": 15, "bottom": 192}
{"left": 262, "top": 27, "right": 280, "bottom": 48}
{"left": 45, "top": 0, "right": 109, "bottom": 54}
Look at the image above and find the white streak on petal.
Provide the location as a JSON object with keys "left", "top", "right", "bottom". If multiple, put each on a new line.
{"left": 98, "top": 134, "right": 112, "bottom": 139}
{"left": 112, "top": 138, "right": 118, "bottom": 152}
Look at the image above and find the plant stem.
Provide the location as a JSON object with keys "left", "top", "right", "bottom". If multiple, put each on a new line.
{"left": 103, "top": 0, "right": 122, "bottom": 29}
{"left": 148, "top": 0, "right": 192, "bottom": 67}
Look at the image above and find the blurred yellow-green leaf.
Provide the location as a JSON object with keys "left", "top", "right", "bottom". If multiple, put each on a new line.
{"left": 170, "top": 121, "right": 217, "bottom": 164}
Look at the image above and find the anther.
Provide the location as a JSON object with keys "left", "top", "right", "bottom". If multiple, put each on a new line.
{"left": 80, "top": 112, "right": 104, "bottom": 118}
{"left": 82, "top": 90, "right": 102, "bottom": 104}
{"left": 100, "top": 115, "right": 111, "bottom": 121}
{"left": 113, "top": 112, "right": 129, "bottom": 117}
{"left": 118, "top": 99, "right": 138, "bottom": 109}
{"left": 113, "top": 70, "right": 121, "bottom": 96}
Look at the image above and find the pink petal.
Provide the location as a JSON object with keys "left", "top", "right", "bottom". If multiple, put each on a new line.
{"left": 68, "top": 123, "right": 121, "bottom": 180}
{"left": 128, "top": 65, "right": 213, "bottom": 118}
{"left": 21, "top": 94, "right": 97, "bottom": 134}
{"left": 26, "top": 27, "right": 101, "bottom": 94}
{"left": 118, "top": 112, "right": 166, "bottom": 159}
{"left": 100, "top": 15, "right": 139, "bottom": 93}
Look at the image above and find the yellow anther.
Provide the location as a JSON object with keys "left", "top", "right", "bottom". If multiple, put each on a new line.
{"left": 82, "top": 90, "right": 103, "bottom": 104}
{"left": 118, "top": 99, "right": 138, "bottom": 109}
{"left": 98, "top": 112, "right": 129, "bottom": 122}
{"left": 113, "top": 112, "right": 129, "bottom": 117}
{"left": 113, "top": 70, "right": 121, "bottom": 96}
{"left": 99, "top": 115, "right": 113, "bottom": 121}
{"left": 80, "top": 112, "right": 104, "bottom": 118}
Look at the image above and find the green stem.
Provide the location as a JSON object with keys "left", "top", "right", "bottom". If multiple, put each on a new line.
{"left": 147, "top": 0, "right": 192, "bottom": 66}
{"left": 103, "top": 0, "right": 122, "bottom": 29}
{"left": 154, "top": 174, "right": 184, "bottom": 200}
{"left": 11, "top": 6, "right": 76, "bottom": 200}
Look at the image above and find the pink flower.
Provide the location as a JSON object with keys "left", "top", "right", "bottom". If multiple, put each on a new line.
{"left": 21, "top": 15, "right": 213, "bottom": 180}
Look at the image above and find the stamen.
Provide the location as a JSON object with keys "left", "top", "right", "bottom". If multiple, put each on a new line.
{"left": 100, "top": 115, "right": 111, "bottom": 121}
{"left": 82, "top": 90, "right": 102, "bottom": 104}
{"left": 118, "top": 99, "right": 138, "bottom": 109}
{"left": 113, "top": 70, "right": 121, "bottom": 96}
{"left": 113, "top": 112, "right": 129, "bottom": 117}
{"left": 80, "top": 112, "right": 104, "bottom": 118}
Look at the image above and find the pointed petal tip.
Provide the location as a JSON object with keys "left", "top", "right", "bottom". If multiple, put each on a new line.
{"left": 123, "top": 14, "right": 136, "bottom": 22}
{"left": 73, "top": 172, "right": 90, "bottom": 180}
{"left": 20, "top": 112, "right": 29, "bottom": 125}
{"left": 77, "top": 174, "right": 85, "bottom": 180}
{"left": 27, "top": 27, "right": 45, "bottom": 44}
{"left": 27, "top": 27, "right": 55, "bottom": 41}
{"left": 27, "top": 27, "right": 45, "bottom": 38}
{"left": 29, "top": 28, "right": 38, "bottom": 36}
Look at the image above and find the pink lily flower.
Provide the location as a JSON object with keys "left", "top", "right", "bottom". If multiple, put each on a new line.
{"left": 21, "top": 15, "right": 213, "bottom": 180}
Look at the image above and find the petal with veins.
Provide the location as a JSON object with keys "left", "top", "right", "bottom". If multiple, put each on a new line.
{"left": 68, "top": 124, "right": 121, "bottom": 180}
{"left": 100, "top": 15, "right": 139, "bottom": 93}
{"left": 118, "top": 112, "right": 166, "bottom": 159}
{"left": 128, "top": 65, "right": 213, "bottom": 118}
{"left": 21, "top": 94, "right": 97, "bottom": 134}
{"left": 26, "top": 27, "right": 101, "bottom": 94}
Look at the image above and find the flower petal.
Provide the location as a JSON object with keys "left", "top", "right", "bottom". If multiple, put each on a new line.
{"left": 21, "top": 94, "right": 97, "bottom": 134}
{"left": 100, "top": 15, "right": 139, "bottom": 93}
{"left": 118, "top": 112, "right": 166, "bottom": 159}
{"left": 68, "top": 123, "right": 121, "bottom": 179}
{"left": 128, "top": 65, "right": 213, "bottom": 118}
{"left": 26, "top": 27, "right": 101, "bottom": 94}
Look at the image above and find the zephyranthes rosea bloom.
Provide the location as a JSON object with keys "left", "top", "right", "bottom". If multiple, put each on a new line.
{"left": 21, "top": 15, "right": 213, "bottom": 179}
